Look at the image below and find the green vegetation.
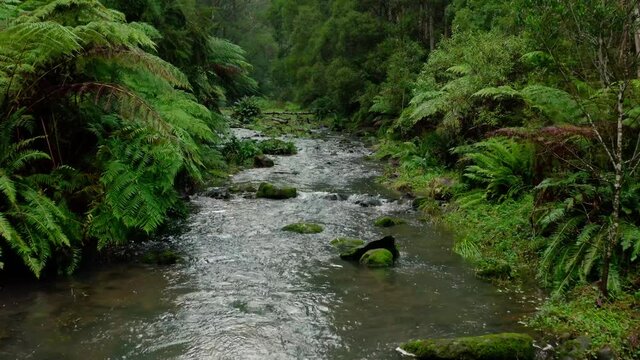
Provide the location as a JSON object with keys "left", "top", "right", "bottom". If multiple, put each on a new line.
{"left": 359, "top": 249, "right": 394, "bottom": 268}
{"left": 401, "top": 333, "right": 534, "bottom": 360}
{"left": 282, "top": 222, "right": 324, "bottom": 234}
{"left": 0, "top": 0, "right": 254, "bottom": 277}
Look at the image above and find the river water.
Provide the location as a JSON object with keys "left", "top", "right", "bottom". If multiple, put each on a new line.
{"left": 0, "top": 129, "right": 540, "bottom": 359}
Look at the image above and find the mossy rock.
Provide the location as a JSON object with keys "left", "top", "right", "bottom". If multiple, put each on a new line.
{"left": 475, "top": 261, "right": 512, "bottom": 279}
{"left": 374, "top": 216, "right": 406, "bottom": 227}
{"left": 253, "top": 154, "right": 275, "bottom": 168}
{"left": 229, "top": 183, "right": 258, "bottom": 193}
{"left": 256, "top": 182, "right": 297, "bottom": 199}
{"left": 330, "top": 238, "right": 365, "bottom": 254}
{"left": 141, "top": 249, "right": 181, "bottom": 265}
{"left": 282, "top": 222, "right": 324, "bottom": 234}
{"left": 257, "top": 139, "right": 297, "bottom": 155}
{"left": 400, "top": 333, "right": 534, "bottom": 360}
{"left": 359, "top": 249, "right": 394, "bottom": 268}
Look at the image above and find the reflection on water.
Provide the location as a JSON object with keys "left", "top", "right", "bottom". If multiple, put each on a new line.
{"left": 0, "top": 130, "right": 541, "bottom": 359}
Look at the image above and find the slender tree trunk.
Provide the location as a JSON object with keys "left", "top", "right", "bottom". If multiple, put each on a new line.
{"left": 634, "top": 5, "right": 640, "bottom": 77}
{"left": 429, "top": 7, "right": 435, "bottom": 51}
{"left": 601, "top": 83, "right": 626, "bottom": 298}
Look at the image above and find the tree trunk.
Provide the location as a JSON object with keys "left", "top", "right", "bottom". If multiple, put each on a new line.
{"left": 601, "top": 83, "right": 626, "bottom": 298}
{"left": 429, "top": 7, "right": 435, "bottom": 51}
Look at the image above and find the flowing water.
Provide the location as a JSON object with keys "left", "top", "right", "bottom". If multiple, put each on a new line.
{"left": 0, "top": 129, "right": 541, "bottom": 359}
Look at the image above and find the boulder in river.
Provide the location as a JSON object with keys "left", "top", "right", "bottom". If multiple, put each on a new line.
{"left": 141, "top": 249, "right": 181, "bottom": 265}
{"left": 359, "top": 249, "right": 394, "bottom": 268}
{"left": 203, "top": 187, "right": 231, "bottom": 200}
{"left": 374, "top": 216, "right": 406, "bottom": 227}
{"left": 256, "top": 182, "right": 297, "bottom": 199}
{"left": 282, "top": 222, "right": 324, "bottom": 234}
{"left": 340, "top": 236, "right": 399, "bottom": 261}
{"left": 400, "top": 333, "right": 535, "bottom": 360}
{"left": 253, "top": 155, "right": 275, "bottom": 168}
{"left": 330, "top": 238, "right": 365, "bottom": 253}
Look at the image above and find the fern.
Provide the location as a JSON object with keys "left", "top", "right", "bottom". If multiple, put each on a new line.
{"left": 455, "top": 137, "right": 534, "bottom": 201}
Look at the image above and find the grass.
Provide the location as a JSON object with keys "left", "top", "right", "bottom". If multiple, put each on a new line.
{"left": 530, "top": 286, "right": 640, "bottom": 358}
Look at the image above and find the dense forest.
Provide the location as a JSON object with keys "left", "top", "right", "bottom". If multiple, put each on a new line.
{"left": 1, "top": 0, "right": 640, "bottom": 359}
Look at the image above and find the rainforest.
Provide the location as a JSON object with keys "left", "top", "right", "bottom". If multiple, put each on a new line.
{"left": 0, "top": 0, "right": 639, "bottom": 359}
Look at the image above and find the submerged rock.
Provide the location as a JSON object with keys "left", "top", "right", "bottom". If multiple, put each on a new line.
{"left": 374, "top": 216, "right": 406, "bottom": 227}
{"left": 340, "top": 236, "right": 399, "bottom": 261}
{"left": 253, "top": 154, "right": 275, "bottom": 168}
{"left": 359, "top": 249, "right": 394, "bottom": 268}
{"left": 256, "top": 182, "right": 297, "bottom": 199}
{"left": 282, "top": 222, "right": 324, "bottom": 234}
{"left": 400, "top": 333, "right": 535, "bottom": 360}
{"left": 330, "top": 237, "right": 365, "bottom": 253}
{"left": 203, "top": 187, "right": 231, "bottom": 200}
{"left": 355, "top": 197, "right": 382, "bottom": 207}
{"left": 141, "top": 249, "right": 181, "bottom": 265}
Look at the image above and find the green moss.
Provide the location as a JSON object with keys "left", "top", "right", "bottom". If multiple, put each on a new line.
{"left": 282, "top": 222, "right": 324, "bottom": 234}
{"left": 400, "top": 333, "right": 534, "bottom": 360}
{"left": 257, "top": 138, "right": 298, "bottom": 155}
{"left": 256, "top": 182, "right": 297, "bottom": 199}
{"left": 330, "top": 237, "right": 365, "bottom": 253}
{"left": 359, "top": 249, "right": 394, "bottom": 268}
{"left": 141, "top": 249, "right": 180, "bottom": 265}
{"left": 374, "top": 216, "right": 406, "bottom": 227}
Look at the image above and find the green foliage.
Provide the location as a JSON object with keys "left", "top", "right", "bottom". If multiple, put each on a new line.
{"left": 399, "top": 31, "right": 530, "bottom": 135}
{"left": 231, "top": 97, "right": 262, "bottom": 124}
{"left": 455, "top": 137, "right": 534, "bottom": 201}
{"left": 257, "top": 138, "right": 297, "bottom": 155}
{"left": 0, "top": 0, "right": 250, "bottom": 276}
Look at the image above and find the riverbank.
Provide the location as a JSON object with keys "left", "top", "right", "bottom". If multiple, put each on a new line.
{"left": 376, "top": 142, "right": 640, "bottom": 359}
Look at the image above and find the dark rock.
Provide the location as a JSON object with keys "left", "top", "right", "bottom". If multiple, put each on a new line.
{"left": 355, "top": 197, "right": 382, "bottom": 207}
{"left": 253, "top": 155, "right": 275, "bottom": 168}
{"left": 340, "top": 236, "right": 399, "bottom": 261}
{"left": 400, "top": 333, "right": 535, "bottom": 360}
{"left": 141, "top": 249, "right": 181, "bottom": 265}
{"left": 374, "top": 216, "right": 406, "bottom": 227}
{"left": 556, "top": 336, "right": 591, "bottom": 360}
{"left": 256, "top": 183, "right": 297, "bottom": 199}
{"left": 596, "top": 347, "right": 615, "bottom": 360}
{"left": 204, "top": 187, "right": 231, "bottom": 200}
{"left": 359, "top": 249, "right": 394, "bottom": 268}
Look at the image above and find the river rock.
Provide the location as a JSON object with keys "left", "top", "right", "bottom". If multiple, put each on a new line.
{"left": 556, "top": 336, "right": 591, "bottom": 360}
{"left": 256, "top": 182, "right": 297, "bottom": 199}
{"left": 355, "top": 197, "right": 382, "bottom": 207}
{"left": 374, "top": 216, "right": 406, "bottom": 227}
{"left": 400, "top": 333, "right": 535, "bottom": 360}
{"left": 203, "top": 187, "right": 231, "bottom": 200}
{"left": 253, "top": 155, "right": 275, "bottom": 168}
{"left": 330, "top": 238, "right": 365, "bottom": 253}
{"left": 141, "top": 249, "right": 181, "bottom": 265}
{"left": 596, "top": 347, "right": 615, "bottom": 360}
{"left": 340, "top": 236, "right": 399, "bottom": 261}
{"left": 359, "top": 249, "right": 394, "bottom": 268}
{"left": 282, "top": 222, "right": 324, "bottom": 234}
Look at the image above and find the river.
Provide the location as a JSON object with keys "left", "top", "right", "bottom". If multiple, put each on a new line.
{"left": 0, "top": 129, "right": 540, "bottom": 359}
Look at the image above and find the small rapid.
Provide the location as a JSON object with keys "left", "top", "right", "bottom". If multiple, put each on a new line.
{"left": 0, "top": 129, "right": 540, "bottom": 359}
